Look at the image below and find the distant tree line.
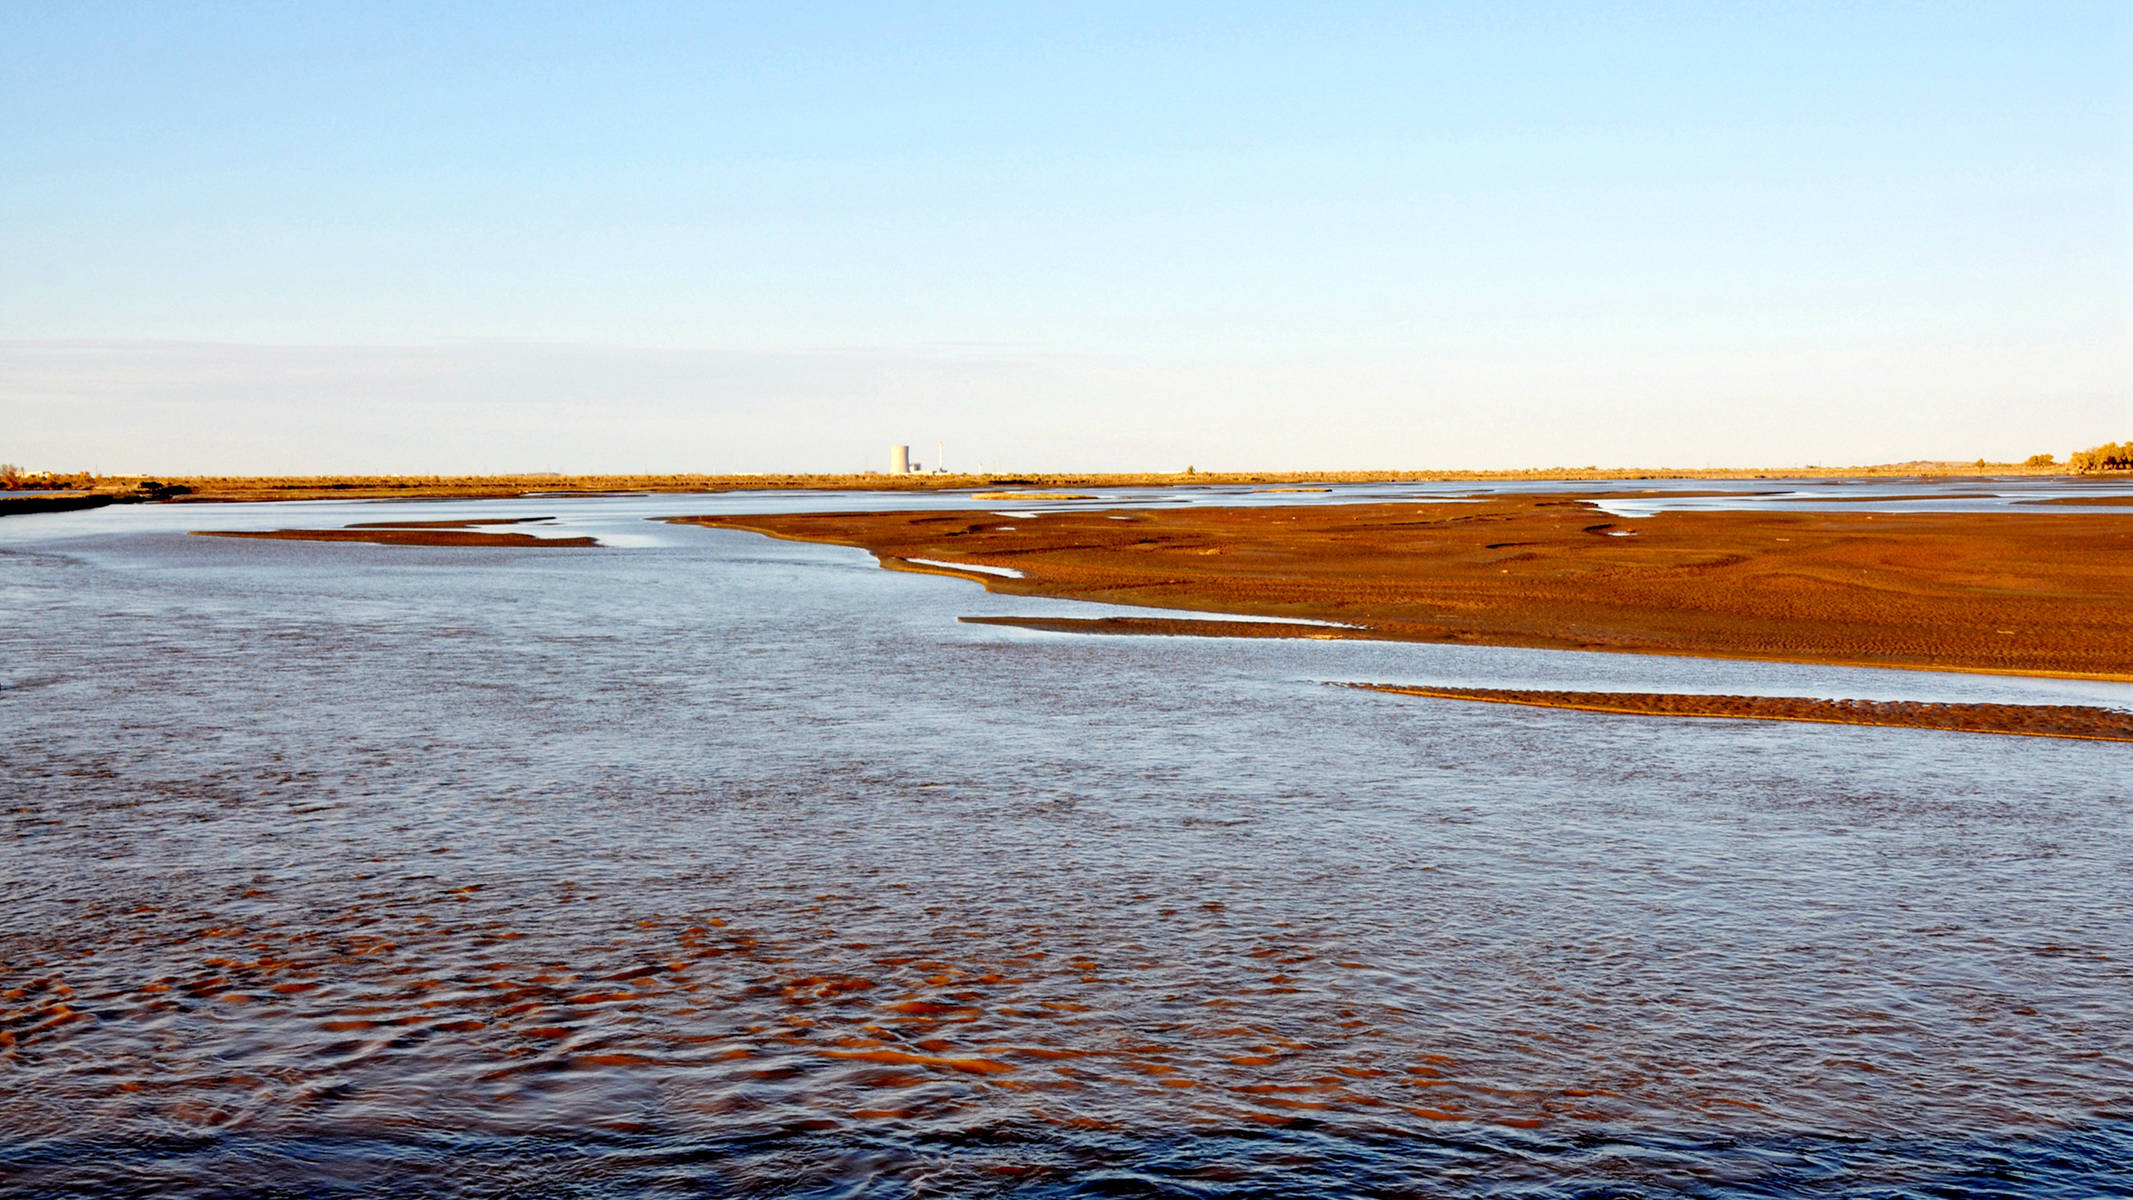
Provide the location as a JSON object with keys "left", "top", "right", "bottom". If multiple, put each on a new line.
{"left": 2070, "top": 441, "right": 2132, "bottom": 472}
{"left": 0, "top": 467, "right": 105, "bottom": 490}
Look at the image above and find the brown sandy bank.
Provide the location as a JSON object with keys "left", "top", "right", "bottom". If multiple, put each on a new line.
{"left": 674, "top": 499, "right": 2133, "bottom": 679}
{"left": 1348, "top": 685, "right": 2133, "bottom": 742}
{"left": 0, "top": 493, "right": 117, "bottom": 516}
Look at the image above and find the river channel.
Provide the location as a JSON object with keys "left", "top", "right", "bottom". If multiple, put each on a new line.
{"left": 3, "top": 481, "right": 2128, "bottom": 1196}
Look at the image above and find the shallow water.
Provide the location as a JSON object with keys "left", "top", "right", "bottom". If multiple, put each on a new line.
{"left": 3, "top": 488, "right": 2130, "bottom": 1197}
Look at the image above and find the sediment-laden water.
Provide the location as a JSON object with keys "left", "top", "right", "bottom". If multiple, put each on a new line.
{"left": 3, "top": 485, "right": 2129, "bottom": 1196}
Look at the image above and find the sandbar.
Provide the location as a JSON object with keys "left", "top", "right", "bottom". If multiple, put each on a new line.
{"left": 675, "top": 498, "right": 2133, "bottom": 679}
{"left": 1347, "top": 684, "right": 2133, "bottom": 742}
{"left": 962, "top": 615, "right": 1376, "bottom": 640}
{"left": 343, "top": 517, "right": 557, "bottom": 529}
{"left": 195, "top": 526, "right": 597, "bottom": 548}
{"left": 970, "top": 492, "right": 1096, "bottom": 501}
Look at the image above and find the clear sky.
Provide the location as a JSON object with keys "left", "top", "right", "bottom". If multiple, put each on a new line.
{"left": 3, "top": 2, "right": 2127, "bottom": 474}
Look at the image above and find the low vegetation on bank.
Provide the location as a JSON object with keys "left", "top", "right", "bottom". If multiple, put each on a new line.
{"left": 2, "top": 448, "right": 2128, "bottom": 505}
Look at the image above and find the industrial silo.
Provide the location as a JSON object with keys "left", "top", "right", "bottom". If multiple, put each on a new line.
{"left": 890, "top": 444, "right": 910, "bottom": 474}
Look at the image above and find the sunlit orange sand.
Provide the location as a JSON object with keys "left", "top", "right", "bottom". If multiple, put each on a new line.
{"left": 1347, "top": 685, "right": 2133, "bottom": 742}
{"left": 678, "top": 497, "right": 2133, "bottom": 679}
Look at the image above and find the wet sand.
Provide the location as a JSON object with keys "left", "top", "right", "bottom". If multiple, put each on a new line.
{"left": 678, "top": 498, "right": 2133, "bottom": 679}
{"left": 1349, "top": 685, "right": 2133, "bottom": 742}
{"left": 963, "top": 615, "right": 1385, "bottom": 640}
{"left": 970, "top": 491, "right": 1096, "bottom": 500}
{"left": 342, "top": 517, "right": 561, "bottom": 530}
{"left": 1778, "top": 492, "right": 2002, "bottom": 503}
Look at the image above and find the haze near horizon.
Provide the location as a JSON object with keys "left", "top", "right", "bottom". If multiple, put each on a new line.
{"left": 2, "top": 3, "right": 2127, "bottom": 475}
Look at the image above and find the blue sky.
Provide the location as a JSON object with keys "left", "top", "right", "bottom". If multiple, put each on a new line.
{"left": 3, "top": 2, "right": 2126, "bottom": 473}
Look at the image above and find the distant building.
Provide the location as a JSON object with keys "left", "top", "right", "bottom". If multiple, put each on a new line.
{"left": 890, "top": 444, "right": 910, "bottom": 474}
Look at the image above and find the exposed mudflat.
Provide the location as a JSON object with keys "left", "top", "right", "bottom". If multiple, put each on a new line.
{"left": 1349, "top": 684, "right": 2133, "bottom": 742}
{"left": 677, "top": 499, "right": 2133, "bottom": 679}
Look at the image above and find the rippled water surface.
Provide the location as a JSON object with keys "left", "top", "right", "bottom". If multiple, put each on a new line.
{"left": 3, "top": 486, "right": 2130, "bottom": 1197}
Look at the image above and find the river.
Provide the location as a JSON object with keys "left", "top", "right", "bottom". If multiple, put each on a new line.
{"left": 3, "top": 481, "right": 2128, "bottom": 1196}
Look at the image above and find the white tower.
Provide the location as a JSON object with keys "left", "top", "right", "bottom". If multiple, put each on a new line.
{"left": 890, "top": 444, "right": 910, "bottom": 474}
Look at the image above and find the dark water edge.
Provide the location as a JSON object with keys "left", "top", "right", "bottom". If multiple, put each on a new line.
{"left": 5, "top": 1122, "right": 2129, "bottom": 1199}
{"left": 0, "top": 493, "right": 119, "bottom": 517}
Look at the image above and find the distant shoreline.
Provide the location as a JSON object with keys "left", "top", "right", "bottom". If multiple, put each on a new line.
{"left": 1, "top": 461, "right": 2119, "bottom": 506}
